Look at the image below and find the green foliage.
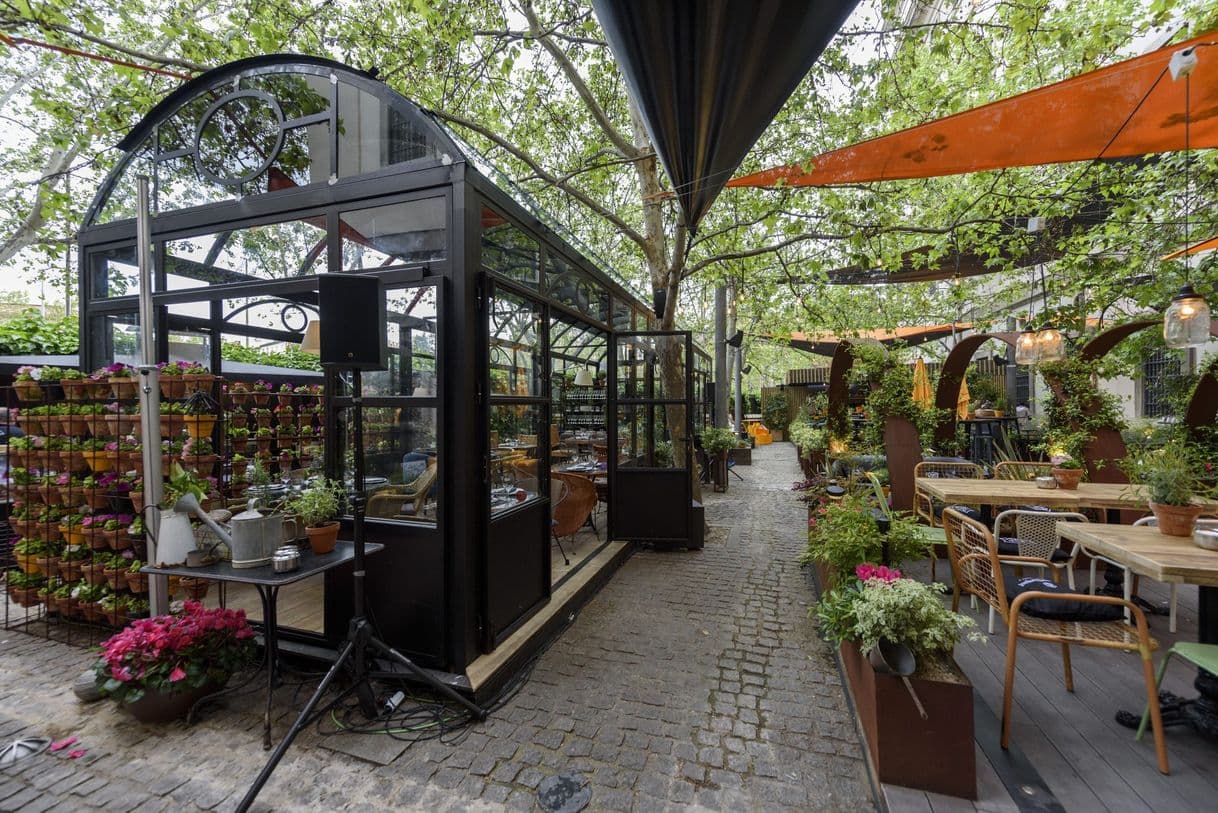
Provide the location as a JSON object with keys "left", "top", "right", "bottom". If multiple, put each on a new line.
{"left": 289, "top": 478, "right": 343, "bottom": 527}
{"left": 219, "top": 342, "right": 321, "bottom": 372}
{"left": 0, "top": 310, "right": 78, "bottom": 355}
{"left": 761, "top": 392, "right": 790, "bottom": 431}
{"left": 699, "top": 427, "right": 738, "bottom": 455}
{"left": 799, "top": 495, "right": 931, "bottom": 581}
{"left": 1123, "top": 439, "right": 1215, "bottom": 506}
{"left": 788, "top": 421, "right": 826, "bottom": 454}
{"left": 1039, "top": 357, "right": 1126, "bottom": 460}
{"left": 816, "top": 577, "right": 977, "bottom": 658}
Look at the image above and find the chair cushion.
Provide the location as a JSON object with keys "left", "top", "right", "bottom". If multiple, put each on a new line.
{"left": 997, "top": 537, "right": 1071, "bottom": 563}
{"left": 936, "top": 503, "right": 982, "bottom": 522}
{"left": 1005, "top": 577, "right": 1123, "bottom": 622}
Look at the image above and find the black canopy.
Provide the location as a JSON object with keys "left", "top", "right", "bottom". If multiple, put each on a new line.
{"left": 592, "top": 0, "right": 858, "bottom": 229}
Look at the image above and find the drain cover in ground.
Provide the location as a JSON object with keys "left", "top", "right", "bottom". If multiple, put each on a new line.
{"left": 0, "top": 736, "right": 49, "bottom": 767}
{"left": 537, "top": 772, "right": 590, "bottom": 813}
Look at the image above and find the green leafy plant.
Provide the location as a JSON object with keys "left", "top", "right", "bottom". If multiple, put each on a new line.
{"left": 288, "top": 478, "right": 343, "bottom": 528}
{"left": 799, "top": 494, "right": 930, "bottom": 580}
{"left": 698, "top": 427, "right": 738, "bottom": 455}
{"left": 788, "top": 421, "right": 827, "bottom": 454}
{"left": 0, "top": 310, "right": 79, "bottom": 355}
{"left": 761, "top": 392, "right": 790, "bottom": 431}
{"left": 1123, "top": 439, "right": 1215, "bottom": 507}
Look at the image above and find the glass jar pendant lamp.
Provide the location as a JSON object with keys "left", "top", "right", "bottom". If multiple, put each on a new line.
{"left": 1164, "top": 283, "right": 1211, "bottom": 348}
{"left": 1014, "top": 326, "right": 1038, "bottom": 365}
{"left": 1163, "top": 49, "right": 1211, "bottom": 348}
{"left": 1034, "top": 325, "right": 1066, "bottom": 363}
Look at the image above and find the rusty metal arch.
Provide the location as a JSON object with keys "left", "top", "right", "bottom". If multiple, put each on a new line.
{"left": 826, "top": 341, "right": 857, "bottom": 441}
{"left": 933, "top": 333, "right": 1019, "bottom": 445}
{"left": 1078, "top": 319, "right": 1160, "bottom": 361}
{"left": 1183, "top": 321, "right": 1218, "bottom": 441}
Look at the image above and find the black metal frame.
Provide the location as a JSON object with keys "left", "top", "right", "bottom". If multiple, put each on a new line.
{"left": 75, "top": 55, "right": 702, "bottom": 679}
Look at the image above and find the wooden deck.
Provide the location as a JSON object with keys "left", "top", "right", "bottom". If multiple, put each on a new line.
{"left": 886, "top": 560, "right": 1218, "bottom": 812}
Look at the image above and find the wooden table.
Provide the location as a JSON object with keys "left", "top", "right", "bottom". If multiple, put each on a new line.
{"left": 915, "top": 478, "right": 1218, "bottom": 517}
{"left": 1056, "top": 522, "right": 1218, "bottom": 739}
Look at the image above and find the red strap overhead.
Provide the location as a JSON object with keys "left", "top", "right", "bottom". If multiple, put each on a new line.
{"left": 728, "top": 31, "right": 1218, "bottom": 189}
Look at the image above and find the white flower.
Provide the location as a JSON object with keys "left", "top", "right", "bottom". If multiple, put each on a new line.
{"left": 29, "top": 367, "right": 42, "bottom": 381}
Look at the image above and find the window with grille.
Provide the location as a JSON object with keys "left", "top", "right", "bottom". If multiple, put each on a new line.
{"left": 1142, "top": 348, "right": 1184, "bottom": 418}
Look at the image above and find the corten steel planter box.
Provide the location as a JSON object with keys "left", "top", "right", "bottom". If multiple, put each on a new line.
{"left": 728, "top": 447, "right": 752, "bottom": 466}
{"left": 799, "top": 449, "right": 826, "bottom": 479}
{"left": 838, "top": 640, "right": 976, "bottom": 799}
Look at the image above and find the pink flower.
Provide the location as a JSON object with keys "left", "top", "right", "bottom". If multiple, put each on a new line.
{"left": 168, "top": 666, "right": 187, "bottom": 683}
{"left": 855, "top": 563, "right": 902, "bottom": 584}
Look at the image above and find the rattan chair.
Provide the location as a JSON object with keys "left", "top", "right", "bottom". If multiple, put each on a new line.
{"left": 365, "top": 462, "right": 438, "bottom": 519}
{"left": 913, "top": 460, "right": 982, "bottom": 528}
{"left": 950, "top": 511, "right": 1168, "bottom": 774}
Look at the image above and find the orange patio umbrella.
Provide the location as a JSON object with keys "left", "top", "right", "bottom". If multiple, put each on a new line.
{"left": 912, "top": 358, "right": 933, "bottom": 408}
{"left": 727, "top": 30, "right": 1218, "bottom": 189}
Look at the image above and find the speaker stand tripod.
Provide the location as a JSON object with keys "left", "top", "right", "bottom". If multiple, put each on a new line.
{"left": 237, "top": 370, "right": 487, "bottom": 812}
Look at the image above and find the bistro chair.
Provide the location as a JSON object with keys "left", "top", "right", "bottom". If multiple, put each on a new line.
{"left": 552, "top": 472, "right": 597, "bottom": 563}
{"left": 993, "top": 509, "right": 1087, "bottom": 589}
{"left": 1137, "top": 642, "right": 1218, "bottom": 743}
{"left": 950, "top": 511, "right": 1168, "bottom": 774}
{"left": 913, "top": 460, "right": 982, "bottom": 528}
{"left": 549, "top": 477, "right": 572, "bottom": 566}
{"left": 366, "top": 462, "right": 438, "bottom": 519}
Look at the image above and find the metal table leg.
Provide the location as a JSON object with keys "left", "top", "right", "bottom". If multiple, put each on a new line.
{"left": 257, "top": 585, "right": 280, "bottom": 751}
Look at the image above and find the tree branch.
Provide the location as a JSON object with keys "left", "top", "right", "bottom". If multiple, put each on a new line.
{"left": 432, "top": 108, "right": 647, "bottom": 249}
{"left": 0, "top": 145, "right": 79, "bottom": 266}
{"left": 684, "top": 232, "right": 848, "bottom": 279}
{"left": 517, "top": 0, "right": 638, "bottom": 159}
{"left": 474, "top": 28, "right": 607, "bottom": 48}
{"left": 35, "top": 21, "right": 209, "bottom": 72}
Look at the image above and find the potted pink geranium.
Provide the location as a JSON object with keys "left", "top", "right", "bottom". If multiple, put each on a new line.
{"left": 93, "top": 600, "right": 255, "bottom": 723}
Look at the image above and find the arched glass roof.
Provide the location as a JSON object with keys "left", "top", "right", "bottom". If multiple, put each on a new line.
{"left": 84, "top": 55, "right": 464, "bottom": 227}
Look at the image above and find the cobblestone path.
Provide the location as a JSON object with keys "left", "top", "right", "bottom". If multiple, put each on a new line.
{"left": 0, "top": 442, "right": 874, "bottom": 811}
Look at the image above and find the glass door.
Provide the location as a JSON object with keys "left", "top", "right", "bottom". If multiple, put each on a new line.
{"left": 608, "top": 331, "right": 694, "bottom": 544}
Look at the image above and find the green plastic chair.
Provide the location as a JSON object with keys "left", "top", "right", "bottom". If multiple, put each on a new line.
{"left": 1137, "top": 642, "right": 1218, "bottom": 740}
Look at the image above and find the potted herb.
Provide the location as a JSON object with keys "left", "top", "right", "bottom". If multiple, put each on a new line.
{"left": 125, "top": 558, "right": 149, "bottom": 593}
{"left": 93, "top": 601, "right": 255, "bottom": 723}
{"left": 103, "top": 362, "right": 137, "bottom": 399}
{"left": 251, "top": 380, "right": 272, "bottom": 407}
{"left": 1039, "top": 430, "right": 1086, "bottom": 490}
{"left": 289, "top": 478, "right": 343, "bottom": 554}
{"left": 13, "top": 537, "right": 49, "bottom": 574}
{"left": 180, "top": 362, "right": 216, "bottom": 394}
{"left": 231, "top": 453, "right": 249, "bottom": 478}
{"left": 6, "top": 569, "right": 46, "bottom": 607}
{"left": 59, "top": 366, "right": 89, "bottom": 400}
{"left": 159, "top": 361, "right": 186, "bottom": 398}
{"left": 1124, "top": 439, "right": 1214, "bottom": 537}
{"left": 13, "top": 365, "right": 46, "bottom": 402}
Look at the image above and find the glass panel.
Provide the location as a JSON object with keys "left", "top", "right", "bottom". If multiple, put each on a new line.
{"left": 164, "top": 219, "right": 327, "bottom": 290}
{"left": 89, "top": 312, "right": 142, "bottom": 366}
{"left": 551, "top": 315, "right": 607, "bottom": 440}
{"left": 616, "top": 334, "right": 686, "bottom": 400}
{"left": 490, "top": 404, "right": 543, "bottom": 512}
{"left": 196, "top": 93, "right": 281, "bottom": 187}
{"left": 240, "top": 73, "right": 330, "bottom": 120}
{"left": 336, "top": 81, "right": 444, "bottom": 178}
{"left": 611, "top": 297, "right": 631, "bottom": 332}
{"left": 168, "top": 329, "right": 211, "bottom": 368}
{"left": 488, "top": 289, "right": 543, "bottom": 397}
{"left": 96, "top": 143, "right": 153, "bottom": 224}
{"left": 264, "top": 123, "right": 331, "bottom": 190}
{"left": 340, "top": 199, "right": 446, "bottom": 270}
{"left": 482, "top": 208, "right": 539, "bottom": 288}
{"left": 155, "top": 153, "right": 235, "bottom": 213}
{"left": 333, "top": 285, "right": 439, "bottom": 397}
{"left": 547, "top": 254, "right": 608, "bottom": 322}
{"left": 335, "top": 406, "right": 438, "bottom": 525}
{"left": 616, "top": 404, "right": 687, "bottom": 469}
{"left": 220, "top": 330, "right": 323, "bottom": 375}
{"left": 90, "top": 246, "right": 139, "bottom": 299}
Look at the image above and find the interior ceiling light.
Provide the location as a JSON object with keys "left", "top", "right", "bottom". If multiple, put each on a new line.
{"left": 1164, "top": 45, "right": 1211, "bottom": 349}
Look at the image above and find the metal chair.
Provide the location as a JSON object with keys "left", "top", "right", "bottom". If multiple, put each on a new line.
{"left": 950, "top": 511, "right": 1168, "bottom": 774}
{"left": 1137, "top": 643, "right": 1218, "bottom": 742}
{"left": 1080, "top": 516, "right": 1180, "bottom": 632}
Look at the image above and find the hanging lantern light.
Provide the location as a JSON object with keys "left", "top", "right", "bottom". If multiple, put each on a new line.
{"left": 1164, "top": 283, "right": 1211, "bottom": 348}
{"left": 1014, "top": 327, "right": 1039, "bottom": 365}
{"left": 1034, "top": 325, "right": 1066, "bottom": 363}
{"left": 1162, "top": 50, "right": 1211, "bottom": 349}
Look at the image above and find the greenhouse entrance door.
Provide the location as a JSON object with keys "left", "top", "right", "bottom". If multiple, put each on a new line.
{"left": 608, "top": 331, "right": 696, "bottom": 547}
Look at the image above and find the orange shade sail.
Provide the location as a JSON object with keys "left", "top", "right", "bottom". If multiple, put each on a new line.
{"left": 1162, "top": 234, "right": 1218, "bottom": 260}
{"left": 728, "top": 31, "right": 1218, "bottom": 189}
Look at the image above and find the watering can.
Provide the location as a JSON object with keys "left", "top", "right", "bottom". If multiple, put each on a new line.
{"left": 868, "top": 639, "right": 928, "bottom": 720}
{"left": 163, "top": 493, "right": 284, "bottom": 568}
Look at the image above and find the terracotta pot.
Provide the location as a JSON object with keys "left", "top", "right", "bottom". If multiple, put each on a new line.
{"left": 160, "top": 377, "right": 187, "bottom": 399}
{"left": 9, "top": 587, "right": 41, "bottom": 608}
{"left": 131, "top": 491, "right": 144, "bottom": 513}
{"left": 80, "top": 601, "right": 105, "bottom": 623}
{"left": 13, "top": 380, "right": 44, "bottom": 402}
{"left": 1150, "top": 502, "right": 1205, "bottom": 537}
{"left": 61, "top": 450, "right": 89, "bottom": 473}
{"left": 122, "top": 679, "right": 226, "bottom": 724}
{"left": 229, "top": 412, "right": 248, "bottom": 429}
{"left": 252, "top": 392, "right": 270, "bottom": 407}
{"left": 58, "top": 559, "right": 84, "bottom": 580}
{"left": 305, "top": 521, "right": 340, "bottom": 555}
{"left": 181, "top": 373, "right": 216, "bottom": 394}
{"left": 81, "top": 562, "right": 109, "bottom": 586}
{"left": 109, "top": 377, "right": 138, "bottom": 400}
{"left": 105, "top": 413, "right": 136, "bottom": 436}
{"left": 103, "top": 608, "right": 127, "bottom": 627}
{"left": 104, "top": 567, "right": 127, "bottom": 591}
{"left": 61, "top": 415, "right": 90, "bottom": 437}
{"left": 60, "top": 379, "right": 90, "bottom": 400}
{"left": 86, "top": 532, "right": 111, "bottom": 551}
{"left": 34, "top": 555, "right": 60, "bottom": 574}
{"left": 83, "top": 412, "right": 109, "bottom": 437}
{"left": 14, "top": 553, "right": 40, "bottom": 575}
{"left": 1052, "top": 467, "right": 1083, "bottom": 490}
{"left": 229, "top": 392, "right": 249, "bottom": 408}
{"left": 126, "top": 571, "right": 149, "bottom": 593}
{"left": 179, "top": 577, "right": 211, "bottom": 600}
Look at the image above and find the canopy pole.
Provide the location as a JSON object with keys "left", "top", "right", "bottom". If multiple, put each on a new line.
{"left": 136, "top": 176, "right": 166, "bottom": 613}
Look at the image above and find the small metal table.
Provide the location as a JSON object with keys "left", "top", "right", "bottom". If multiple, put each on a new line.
{"left": 144, "top": 540, "right": 383, "bottom": 749}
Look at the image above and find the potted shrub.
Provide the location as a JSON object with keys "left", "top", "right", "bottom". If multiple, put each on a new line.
{"left": 799, "top": 494, "right": 932, "bottom": 585}
{"left": 1039, "top": 430, "right": 1087, "bottom": 490}
{"left": 12, "top": 365, "right": 46, "bottom": 402}
{"left": 289, "top": 478, "right": 343, "bottom": 554}
{"left": 59, "top": 367, "right": 89, "bottom": 400}
{"left": 815, "top": 563, "right": 979, "bottom": 798}
{"left": 180, "top": 362, "right": 216, "bottom": 394}
{"left": 93, "top": 600, "right": 256, "bottom": 723}
{"left": 251, "top": 380, "right": 272, "bottom": 407}
{"left": 1125, "top": 439, "right": 1214, "bottom": 537}
{"left": 59, "top": 543, "right": 91, "bottom": 580}
{"left": 761, "top": 392, "right": 790, "bottom": 442}
{"left": 699, "top": 427, "right": 737, "bottom": 492}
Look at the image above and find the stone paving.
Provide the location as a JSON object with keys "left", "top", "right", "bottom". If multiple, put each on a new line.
{"left": 0, "top": 442, "right": 874, "bottom": 811}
